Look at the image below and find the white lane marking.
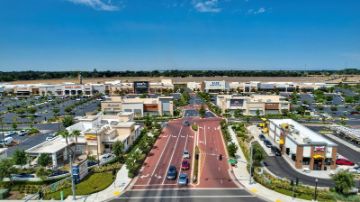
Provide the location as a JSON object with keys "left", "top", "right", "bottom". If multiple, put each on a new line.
{"left": 162, "top": 126, "right": 183, "bottom": 184}
{"left": 204, "top": 124, "right": 207, "bottom": 146}
{"left": 147, "top": 130, "right": 172, "bottom": 185}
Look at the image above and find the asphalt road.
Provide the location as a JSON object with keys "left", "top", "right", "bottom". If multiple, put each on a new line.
{"left": 111, "top": 189, "right": 264, "bottom": 202}
{"left": 263, "top": 156, "right": 335, "bottom": 187}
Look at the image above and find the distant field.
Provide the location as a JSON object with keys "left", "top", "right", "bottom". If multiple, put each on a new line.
{"left": 8, "top": 75, "right": 360, "bottom": 84}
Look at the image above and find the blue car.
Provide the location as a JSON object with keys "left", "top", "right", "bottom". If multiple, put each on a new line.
{"left": 178, "top": 173, "right": 188, "bottom": 186}
{"left": 167, "top": 165, "right": 177, "bottom": 180}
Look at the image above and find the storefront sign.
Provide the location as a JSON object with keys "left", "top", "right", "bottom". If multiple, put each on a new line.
{"left": 314, "top": 146, "right": 325, "bottom": 152}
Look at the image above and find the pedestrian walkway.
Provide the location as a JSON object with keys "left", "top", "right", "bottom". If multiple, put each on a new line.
{"left": 64, "top": 165, "right": 131, "bottom": 202}
{"left": 228, "top": 126, "right": 310, "bottom": 202}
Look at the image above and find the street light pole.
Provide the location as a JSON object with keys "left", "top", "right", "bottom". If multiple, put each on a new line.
{"left": 249, "top": 141, "right": 254, "bottom": 184}
{"left": 69, "top": 153, "right": 76, "bottom": 200}
{"left": 314, "top": 178, "right": 318, "bottom": 202}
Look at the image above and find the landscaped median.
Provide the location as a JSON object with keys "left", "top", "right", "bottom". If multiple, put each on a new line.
{"left": 192, "top": 146, "right": 200, "bottom": 183}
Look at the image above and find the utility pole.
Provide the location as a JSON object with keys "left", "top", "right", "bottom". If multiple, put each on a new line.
{"left": 69, "top": 153, "right": 76, "bottom": 200}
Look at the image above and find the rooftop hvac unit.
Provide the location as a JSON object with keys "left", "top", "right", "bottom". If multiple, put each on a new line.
{"left": 303, "top": 138, "right": 311, "bottom": 143}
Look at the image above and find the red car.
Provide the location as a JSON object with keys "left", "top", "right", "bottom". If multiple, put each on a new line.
{"left": 181, "top": 160, "right": 190, "bottom": 170}
{"left": 336, "top": 159, "right": 355, "bottom": 166}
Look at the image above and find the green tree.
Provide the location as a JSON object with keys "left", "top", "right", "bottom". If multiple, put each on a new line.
{"left": 13, "top": 149, "right": 27, "bottom": 166}
{"left": 52, "top": 108, "right": 60, "bottom": 118}
{"left": 199, "top": 105, "right": 206, "bottom": 118}
{"left": 36, "top": 166, "right": 51, "bottom": 180}
{"left": 62, "top": 116, "right": 74, "bottom": 128}
{"left": 345, "top": 96, "right": 354, "bottom": 104}
{"left": 332, "top": 170, "right": 355, "bottom": 195}
{"left": 256, "top": 109, "right": 260, "bottom": 117}
{"left": 252, "top": 143, "right": 266, "bottom": 166}
{"left": 27, "top": 107, "right": 37, "bottom": 115}
{"left": 12, "top": 117, "right": 18, "bottom": 131}
{"left": 0, "top": 158, "right": 15, "bottom": 182}
{"left": 38, "top": 153, "right": 51, "bottom": 167}
{"left": 331, "top": 106, "right": 338, "bottom": 112}
{"left": 58, "top": 130, "right": 72, "bottom": 159}
{"left": 112, "top": 140, "right": 124, "bottom": 162}
{"left": 234, "top": 109, "right": 243, "bottom": 119}
{"left": 227, "top": 142, "right": 238, "bottom": 157}
{"left": 144, "top": 115, "right": 152, "bottom": 129}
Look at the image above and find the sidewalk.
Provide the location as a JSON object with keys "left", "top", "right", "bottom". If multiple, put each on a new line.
{"left": 228, "top": 126, "right": 310, "bottom": 202}
{"left": 64, "top": 165, "right": 131, "bottom": 202}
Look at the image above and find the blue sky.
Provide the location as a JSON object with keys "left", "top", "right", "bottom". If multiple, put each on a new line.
{"left": 0, "top": 0, "right": 359, "bottom": 71}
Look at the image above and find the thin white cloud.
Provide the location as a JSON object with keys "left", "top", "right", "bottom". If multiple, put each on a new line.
{"left": 67, "top": 0, "right": 120, "bottom": 11}
{"left": 192, "top": 0, "right": 221, "bottom": 13}
{"left": 248, "top": 7, "right": 266, "bottom": 15}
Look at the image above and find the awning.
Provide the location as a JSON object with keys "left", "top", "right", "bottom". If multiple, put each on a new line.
{"left": 313, "top": 154, "right": 324, "bottom": 159}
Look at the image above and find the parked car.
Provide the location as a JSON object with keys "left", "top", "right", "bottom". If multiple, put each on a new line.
{"left": 271, "top": 146, "right": 281, "bottom": 156}
{"left": 349, "top": 166, "right": 360, "bottom": 174}
{"left": 336, "top": 159, "right": 355, "bottom": 166}
{"left": 46, "top": 133, "right": 57, "bottom": 141}
{"left": 48, "top": 170, "right": 69, "bottom": 177}
{"left": 181, "top": 160, "right": 190, "bottom": 170}
{"left": 178, "top": 173, "right": 188, "bottom": 186}
{"left": 18, "top": 130, "right": 28, "bottom": 136}
{"left": 263, "top": 139, "right": 272, "bottom": 148}
{"left": 166, "top": 165, "right": 177, "bottom": 180}
{"left": 13, "top": 173, "right": 35, "bottom": 178}
{"left": 259, "top": 134, "right": 266, "bottom": 141}
{"left": 183, "top": 150, "right": 190, "bottom": 159}
{"left": 2, "top": 137, "right": 14, "bottom": 145}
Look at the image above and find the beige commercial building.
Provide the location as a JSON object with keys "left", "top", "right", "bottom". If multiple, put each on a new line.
{"left": 26, "top": 112, "right": 141, "bottom": 168}
{"left": 101, "top": 96, "right": 174, "bottom": 117}
{"left": 216, "top": 94, "right": 290, "bottom": 116}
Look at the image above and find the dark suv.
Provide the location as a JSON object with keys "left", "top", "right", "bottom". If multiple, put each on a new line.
{"left": 271, "top": 146, "right": 281, "bottom": 156}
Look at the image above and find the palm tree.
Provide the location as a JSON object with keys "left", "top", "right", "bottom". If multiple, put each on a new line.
{"left": 71, "top": 130, "right": 81, "bottom": 144}
{"left": 58, "top": 130, "right": 72, "bottom": 160}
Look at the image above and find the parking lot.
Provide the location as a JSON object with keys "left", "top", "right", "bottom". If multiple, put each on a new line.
{"left": 0, "top": 95, "right": 100, "bottom": 156}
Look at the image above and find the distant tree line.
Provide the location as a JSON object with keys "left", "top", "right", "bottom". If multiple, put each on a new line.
{"left": 0, "top": 68, "right": 359, "bottom": 82}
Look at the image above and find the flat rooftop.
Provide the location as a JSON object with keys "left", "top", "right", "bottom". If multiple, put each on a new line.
{"left": 270, "top": 119, "right": 337, "bottom": 146}
{"left": 26, "top": 137, "right": 69, "bottom": 154}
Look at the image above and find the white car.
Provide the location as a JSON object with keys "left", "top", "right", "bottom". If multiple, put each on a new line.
{"left": 183, "top": 150, "right": 190, "bottom": 159}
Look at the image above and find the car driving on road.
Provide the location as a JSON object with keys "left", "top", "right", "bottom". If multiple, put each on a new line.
{"left": 183, "top": 150, "right": 190, "bottom": 159}
{"left": 178, "top": 173, "right": 188, "bottom": 186}
{"left": 167, "top": 165, "right": 177, "bottom": 180}
{"left": 181, "top": 160, "right": 190, "bottom": 170}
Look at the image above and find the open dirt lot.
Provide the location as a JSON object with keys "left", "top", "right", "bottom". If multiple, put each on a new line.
{"left": 9, "top": 75, "right": 360, "bottom": 84}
